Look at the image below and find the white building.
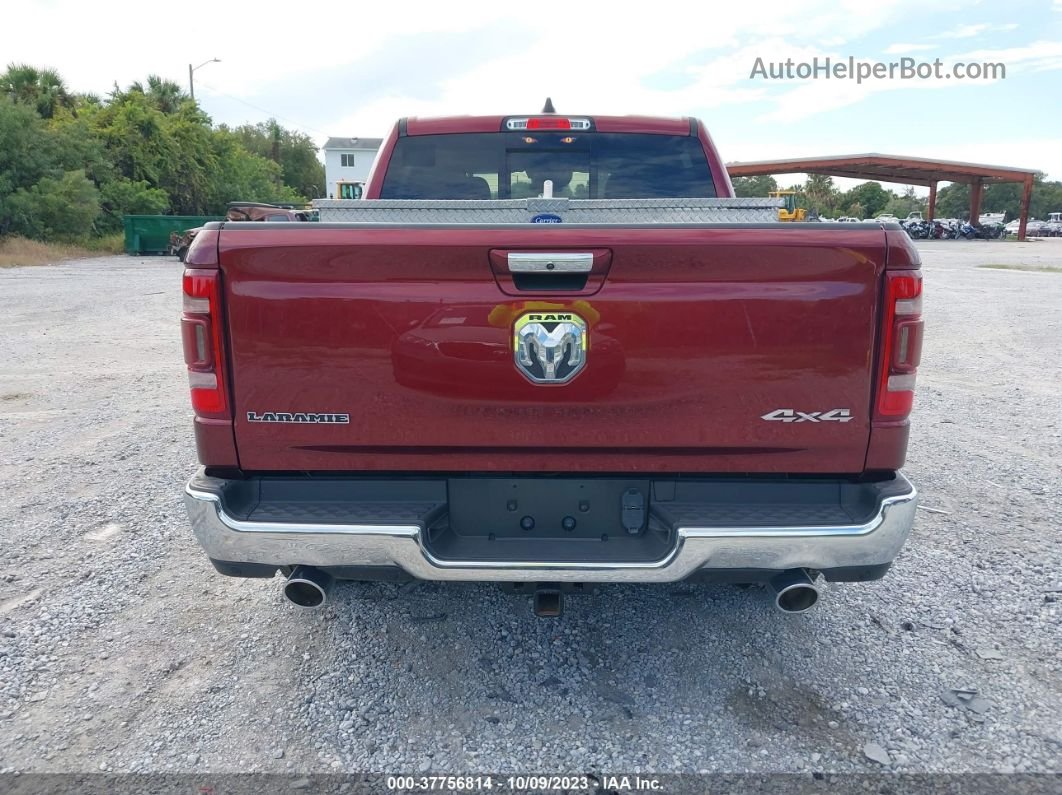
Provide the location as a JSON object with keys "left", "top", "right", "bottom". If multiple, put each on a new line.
{"left": 322, "top": 137, "right": 383, "bottom": 198}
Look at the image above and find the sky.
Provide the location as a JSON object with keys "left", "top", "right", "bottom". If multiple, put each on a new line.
{"left": 4, "top": 0, "right": 1062, "bottom": 186}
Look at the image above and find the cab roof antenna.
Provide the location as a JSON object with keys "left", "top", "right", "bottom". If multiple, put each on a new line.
{"left": 541, "top": 97, "right": 556, "bottom": 114}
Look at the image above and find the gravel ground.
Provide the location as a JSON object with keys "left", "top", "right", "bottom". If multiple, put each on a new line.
{"left": 0, "top": 241, "right": 1060, "bottom": 778}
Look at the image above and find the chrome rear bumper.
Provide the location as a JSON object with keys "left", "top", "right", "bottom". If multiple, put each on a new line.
{"left": 184, "top": 472, "right": 917, "bottom": 583}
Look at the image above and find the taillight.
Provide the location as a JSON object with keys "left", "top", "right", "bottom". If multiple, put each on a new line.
{"left": 181, "top": 269, "right": 229, "bottom": 417}
{"left": 876, "top": 271, "right": 923, "bottom": 420}
{"left": 505, "top": 117, "right": 592, "bottom": 131}
{"left": 526, "top": 117, "right": 570, "bottom": 130}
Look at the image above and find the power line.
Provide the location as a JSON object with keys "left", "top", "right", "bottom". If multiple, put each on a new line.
{"left": 194, "top": 80, "right": 331, "bottom": 139}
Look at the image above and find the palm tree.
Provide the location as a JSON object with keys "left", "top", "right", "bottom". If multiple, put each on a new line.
{"left": 804, "top": 174, "right": 838, "bottom": 216}
{"left": 29, "top": 67, "right": 71, "bottom": 118}
{"left": 147, "top": 75, "right": 186, "bottom": 114}
{"left": 1, "top": 63, "right": 73, "bottom": 118}
{"left": 126, "top": 75, "right": 187, "bottom": 114}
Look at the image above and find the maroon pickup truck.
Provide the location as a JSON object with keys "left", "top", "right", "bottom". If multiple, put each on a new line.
{"left": 181, "top": 111, "right": 922, "bottom": 617}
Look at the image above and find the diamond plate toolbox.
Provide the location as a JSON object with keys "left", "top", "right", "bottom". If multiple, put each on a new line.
{"left": 311, "top": 197, "right": 785, "bottom": 225}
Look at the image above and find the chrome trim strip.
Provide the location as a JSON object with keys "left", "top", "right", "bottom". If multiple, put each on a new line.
{"left": 184, "top": 476, "right": 917, "bottom": 583}
{"left": 507, "top": 252, "right": 594, "bottom": 273}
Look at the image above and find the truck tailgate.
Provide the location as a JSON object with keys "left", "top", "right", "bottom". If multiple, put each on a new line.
{"left": 218, "top": 225, "right": 886, "bottom": 473}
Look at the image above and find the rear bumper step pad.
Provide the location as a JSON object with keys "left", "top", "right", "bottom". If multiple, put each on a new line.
{"left": 184, "top": 471, "right": 916, "bottom": 583}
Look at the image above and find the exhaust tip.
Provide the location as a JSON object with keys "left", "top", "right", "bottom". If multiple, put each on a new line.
{"left": 283, "top": 566, "right": 334, "bottom": 609}
{"left": 774, "top": 583, "right": 820, "bottom": 614}
{"left": 768, "top": 569, "right": 822, "bottom": 614}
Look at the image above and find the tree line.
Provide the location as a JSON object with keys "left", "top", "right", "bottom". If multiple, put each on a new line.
{"left": 732, "top": 172, "right": 1062, "bottom": 221}
{"left": 0, "top": 65, "right": 325, "bottom": 242}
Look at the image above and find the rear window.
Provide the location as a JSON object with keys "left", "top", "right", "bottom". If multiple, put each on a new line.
{"left": 380, "top": 132, "right": 716, "bottom": 200}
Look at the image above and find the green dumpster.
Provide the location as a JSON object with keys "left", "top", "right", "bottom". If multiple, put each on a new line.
{"left": 122, "top": 215, "right": 223, "bottom": 256}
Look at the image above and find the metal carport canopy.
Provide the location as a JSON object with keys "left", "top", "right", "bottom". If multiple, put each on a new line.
{"left": 726, "top": 153, "right": 1039, "bottom": 240}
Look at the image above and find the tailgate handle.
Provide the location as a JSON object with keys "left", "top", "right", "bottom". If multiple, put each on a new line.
{"left": 507, "top": 253, "right": 593, "bottom": 274}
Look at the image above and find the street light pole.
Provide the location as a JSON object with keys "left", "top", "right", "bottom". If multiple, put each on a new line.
{"left": 188, "top": 58, "right": 220, "bottom": 102}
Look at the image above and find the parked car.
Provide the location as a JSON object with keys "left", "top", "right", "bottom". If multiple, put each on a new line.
{"left": 1042, "top": 212, "right": 1062, "bottom": 237}
{"left": 180, "top": 109, "right": 922, "bottom": 617}
{"left": 1001, "top": 217, "right": 1057, "bottom": 236}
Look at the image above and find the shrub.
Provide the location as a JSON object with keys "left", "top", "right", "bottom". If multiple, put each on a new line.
{"left": 7, "top": 169, "right": 100, "bottom": 241}
{"left": 98, "top": 178, "right": 169, "bottom": 233}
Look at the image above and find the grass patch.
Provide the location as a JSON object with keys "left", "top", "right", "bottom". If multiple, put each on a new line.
{"left": 81, "top": 233, "right": 124, "bottom": 254}
{"left": 0, "top": 235, "right": 123, "bottom": 268}
{"left": 978, "top": 264, "right": 1062, "bottom": 273}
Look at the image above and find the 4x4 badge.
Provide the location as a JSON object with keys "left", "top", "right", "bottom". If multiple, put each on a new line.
{"left": 761, "top": 408, "right": 853, "bottom": 423}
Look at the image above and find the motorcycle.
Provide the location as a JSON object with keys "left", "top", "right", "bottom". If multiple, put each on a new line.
{"left": 939, "top": 220, "right": 959, "bottom": 239}
{"left": 903, "top": 219, "right": 927, "bottom": 239}
{"left": 958, "top": 221, "right": 1005, "bottom": 240}
{"left": 903, "top": 219, "right": 942, "bottom": 240}
{"left": 904, "top": 218, "right": 1007, "bottom": 241}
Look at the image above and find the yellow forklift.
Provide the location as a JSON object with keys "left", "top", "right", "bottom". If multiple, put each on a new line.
{"left": 335, "top": 181, "right": 364, "bottom": 200}
{"left": 769, "top": 190, "right": 807, "bottom": 222}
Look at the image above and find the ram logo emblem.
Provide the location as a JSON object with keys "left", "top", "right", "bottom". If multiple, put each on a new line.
{"left": 513, "top": 312, "right": 588, "bottom": 384}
